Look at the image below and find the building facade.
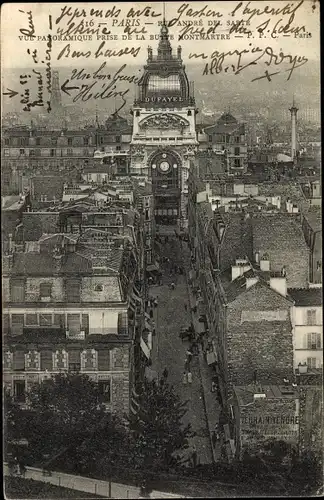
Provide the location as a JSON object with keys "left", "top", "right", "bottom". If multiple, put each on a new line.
{"left": 130, "top": 20, "right": 198, "bottom": 231}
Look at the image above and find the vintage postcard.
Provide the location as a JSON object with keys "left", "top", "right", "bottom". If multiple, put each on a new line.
{"left": 2, "top": 1, "right": 322, "bottom": 498}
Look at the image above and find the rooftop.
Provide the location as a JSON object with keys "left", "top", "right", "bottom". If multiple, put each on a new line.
{"left": 234, "top": 384, "right": 299, "bottom": 406}
{"left": 303, "top": 209, "right": 322, "bottom": 232}
{"left": 288, "top": 288, "right": 322, "bottom": 306}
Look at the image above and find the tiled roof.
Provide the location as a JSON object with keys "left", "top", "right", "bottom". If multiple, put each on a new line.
{"left": 234, "top": 384, "right": 299, "bottom": 406}
{"left": 31, "top": 176, "right": 65, "bottom": 199}
{"left": 11, "top": 253, "right": 56, "bottom": 275}
{"left": 303, "top": 209, "right": 322, "bottom": 232}
{"left": 288, "top": 288, "right": 322, "bottom": 306}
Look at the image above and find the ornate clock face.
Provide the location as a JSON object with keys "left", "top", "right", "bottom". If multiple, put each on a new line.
{"left": 160, "top": 161, "right": 170, "bottom": 172}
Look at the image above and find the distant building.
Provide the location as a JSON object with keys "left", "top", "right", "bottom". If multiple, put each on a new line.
{"left": 289, "top": 288, "right": 322, "bottom": 371}
{"left": 197, "top": 113, "right": 248, "bottom": 175}
{"left": 301, "top": 209, "right": 322, "bottom": 284}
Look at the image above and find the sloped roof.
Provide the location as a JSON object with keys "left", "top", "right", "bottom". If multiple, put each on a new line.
{"left": 288, "top": 288, "right": 322, "bottom": 306}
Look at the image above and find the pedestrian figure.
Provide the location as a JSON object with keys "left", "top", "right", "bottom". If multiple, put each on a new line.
{"left": 149, "top": 309, "right": 154, "bottom": 319}
{"left": 191, "top": 445, "right": 198, "bottom": 467}
{"left": 211, "top": 381, "right": 217, "bottom": 393}
{"left": 148, "top": 276, "right": 153, "bottom": 286}
{"left": 162, "top": 367, "right": 168, "bottom": 379}
{"left": 171, "top": 282, "right": 175, "bottom": 290}
{"left": 188, "top": 371, "right": 192, "bottom": 384}
{"left": 183, "top": 372, "right": 187, "bottom": 385}
{"left": 154, "top": 298, "right": 158, "bottom": 308}
{"left": 186, "top": 349, "right": 193, "bottom": 363}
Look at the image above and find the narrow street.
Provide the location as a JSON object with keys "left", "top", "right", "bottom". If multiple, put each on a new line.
{"left": 150, "top": 237, "right": 213, "bottom": 466}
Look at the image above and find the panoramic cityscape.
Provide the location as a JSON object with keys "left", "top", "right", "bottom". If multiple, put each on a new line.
{"left": 2, "top": 1, "right": 322, "bottom": 499}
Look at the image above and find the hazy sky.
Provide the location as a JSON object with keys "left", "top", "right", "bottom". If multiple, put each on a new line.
{"left": 1, "top": 1, "right": 320, "bottom": 69}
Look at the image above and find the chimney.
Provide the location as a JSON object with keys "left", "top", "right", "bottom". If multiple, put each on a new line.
{"left": 270, "top": 276, "right": 287, "bottom": 297}
{"left": 231, "top": 262, "right": 251, "bottom": 281}
{"left": 260, "top": 256, "right": 270, "bottom": 271}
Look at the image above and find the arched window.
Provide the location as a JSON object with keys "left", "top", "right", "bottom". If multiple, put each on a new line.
{"left": 147, "top": 74, "right": 181, "bottom": 92}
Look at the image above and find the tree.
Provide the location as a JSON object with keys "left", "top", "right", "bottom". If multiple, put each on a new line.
{"left": 129, "top": 372, "right": 193, "bottom": 472}
{"left": 6, "top": 373, "right": 126, "bottom": 470}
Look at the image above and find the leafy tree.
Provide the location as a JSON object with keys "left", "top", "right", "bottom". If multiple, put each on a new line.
{"left": 129, "top": 372, "right": 193, "bottom": 472}
{"left": 6, "top": 373, "right": 126, "bottom": 469}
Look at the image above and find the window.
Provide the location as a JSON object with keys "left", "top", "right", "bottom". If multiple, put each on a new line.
{"left": 135, "top": 110, "right": 140, "bottom": 117}
{"left": 67, "top": 148, "right": 73, "bottom": 156}
{"left": 83, "top": 148, "right": 89, "bottom": 156}
{"left": 39, "top": 314, "right": 52, "bottom": 326}
{"left": 306, "top": 309, "right": 317, "bottom": 325}
{"left": 234, "top": 136, "right": 240, "bottom": 143}
{"left": 10, "top": 278, "right": 25, "bottom": 302}
{"left": 36, "top": 138, "right": 41, "bottom": 145}
{"left": 40, "top": 282, "right": 52, "bottom": 299}
{"left": 41, "top": 350, "right": 53, "bottom": 371}
{"left": 67, "top": 313, "right": 81, "bottom": 336}
{"left": 30, "top": 149, "right": 35, "bottom": 156}
{"left": 81, "top": 314, "right": 89, "bottom": 334}
{"left": 4, "top": 149, "right": 10, "bottom": 156}
{"left": 68, "top": 350, "right": 81, "bottom": 372}
{"left": 94, "top": 284, "right": 103, "bottom": 292}
{"left": 67, "top": 138, "right": 73, "bottom": 146}
{"left": 13, "top": 380, "right": 26, "bottom": 402}
{"left": 25, "top": 313, "right": 38, "bottom": 326}
{"left": 65, "top": 278, "right": 81, "bottom": 302}
{"left": 100, "top": 137, "right": 104, "bottom": 145}
{"left": 54, "top": 314, "right": 65, "bottom": 328}
{"left": 35, "top": 149, "right": 41, "bottom": 156}
{"left": 234, "top": 147, "right": 240, "bottom": 156}
{"left": 306, "top": 333, "right": 322, "bottom": 350}
{"left": 317, "top": 261, "right": 322, "bottom": 271}
{"left": 51, "top": 137, "right": 57, "bottom": 145}
{"left": 20, "top": 149, "right": 25, "bottom": 155}
{"left": 98, "top": 380, "right": 111, "bottom": 403}
{"left": 188, "top": 110, "right": 192, "bottom": 116}
{"left": 116, "top": 145, "right": 121, "bottom": 151}
{"left": 13, "top": 351, "right": 25, "bottom": 371}
{"left": 208, "top": 135, "right": 212, "bottom": 142}
{"left": 147, "top": 74, "right": 181, "bottom": 91}
{"left": 98, "top": 350, "right": 110, "bottom": 371}
{"left": 50, "top": 149, "right": 56, "bottom": 157}
{"left": 83, "top": 137, "right": 89, "bottom": 146}
{"left": 307, "top": 357, "right": 317, "bottom": 369}
{"left": 115, "top": 136, "right": 121, "bottom": 143}
{"left": 234, "top": 159, "right": 241, "bottom": 168}
{"left": 5, "top": 138, "right": 10, "bottom": 146}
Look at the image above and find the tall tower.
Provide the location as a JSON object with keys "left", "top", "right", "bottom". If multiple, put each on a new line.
{"left": 130, "top": 19, "right": 198, "bottom": 233}
{"left": 289, "top": 98, "right": 298, "bottom": 162}
{"left": 50, "top": 71, "right": 63, "bottom": 110}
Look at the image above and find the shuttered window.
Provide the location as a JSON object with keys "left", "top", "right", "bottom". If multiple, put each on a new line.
{"left": 10, "top": 278, "right": 25, "bottom": 302}
{"left": 84, "top": 349, "right": 97, "bottom": 370}
{"left": 118, "top": 312, "right": 128, "bottom": 336}
{"left": 98, "top": 350, "right": 110, "bottom": 371}
{"left": 25, "top": 314, "right": 38, "bottom": 326}
{"left": 39, "top": 314, "right": 52, "bottom": 326}
{"left": 305, "top": 333, "right": 322, "bottom": 349}
{"left": 69, "top": 350, "right": 81, "bottom": 372}
{"left": 98, "top": 380, "right": 111, "bottom": 403}
{"left": 306, "top": 310, "right": 317, "bottom": 325}
{"left": 11, "top": 314, "right": 24, "bottom": 336}
{"left": 67, "top": 314, "right": 81, "bottom": 336}
{"left": 13, "top": 350, "right": 25, "bottom": 370}
{"left": 3, "top": 314, "right": 10, "bottom": 334}
{"left": 307, "top": 357, "right": 317, "bottom": 369}
{"left": 81, "top": 314, "right": 89, "bottom": 334}
{"left": 65, "top": 278, "right": 81, "bottom": 302}
{"left": 54, "top": 314, "right": 65, "bottom": 328}
{"left": 40, "top": 282, "right": 52, "bottom": 298}
{"left": 41, "top": 350, "right": 53, "bottom": 371}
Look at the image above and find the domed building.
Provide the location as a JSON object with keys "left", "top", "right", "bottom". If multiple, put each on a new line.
{"left": 130, "top": 19, "right": 198, "bottom": 233}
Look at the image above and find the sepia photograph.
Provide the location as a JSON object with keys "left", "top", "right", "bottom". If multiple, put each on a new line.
{"left": 1, "top": 1, "right": 322, "bottom": 498}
